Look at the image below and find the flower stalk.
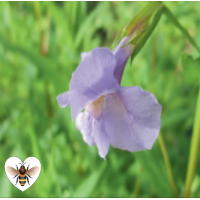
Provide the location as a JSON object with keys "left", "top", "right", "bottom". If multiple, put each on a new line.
{"left": 184, "top": 87, "right": 200, "bottom": 197}
{"left": 158, "top": 133, "right": 178, "bottom": 197}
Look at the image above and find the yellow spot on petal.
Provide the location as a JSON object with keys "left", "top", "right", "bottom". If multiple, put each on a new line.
{"left": 86, "top": 95, "right": 105, "bottom": 120}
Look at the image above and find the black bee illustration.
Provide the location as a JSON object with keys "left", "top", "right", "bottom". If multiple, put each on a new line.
{"left": 6, "top": 162, "right": 39, "bottom": 186}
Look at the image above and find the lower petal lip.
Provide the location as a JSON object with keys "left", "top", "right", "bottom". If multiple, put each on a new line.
{"left": 75, "top": 85, "right": 161, "bottom": 158}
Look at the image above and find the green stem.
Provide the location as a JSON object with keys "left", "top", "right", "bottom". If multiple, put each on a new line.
{"left": 33, "top": 1, "right": 41, "bottom": 19}
{"left": 158, "top": 134, "right": 179, "bottom": 197}
{"left": 184, "top": 87, "right": 200, "bottom": 197}
{"left": 133, "top": 179, "right": 140, "bottom": 197}
{"left": 33, "top": 2, "right": 52, "bottom": 117}
{"left": 163, "top": 6, "right": 200, "bottom": 54}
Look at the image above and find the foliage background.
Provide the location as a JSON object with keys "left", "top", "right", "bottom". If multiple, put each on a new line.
{"left": 0, "top": 1, "right": 199, "bottom": 197}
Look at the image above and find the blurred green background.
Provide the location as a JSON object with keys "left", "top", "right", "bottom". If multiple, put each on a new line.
{"left": 0, "top": 1, "right": 199, "bottom": 197}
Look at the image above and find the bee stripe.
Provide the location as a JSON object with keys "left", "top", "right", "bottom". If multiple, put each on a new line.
{"left": 19, "top": 180, "right": 26, "bottom": 182}
{"left": 19, "top": 177, "right": 26, "bottom": 180}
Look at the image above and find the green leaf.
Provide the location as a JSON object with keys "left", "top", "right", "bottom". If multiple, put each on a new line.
{"left": 182, "top": 54, "right": 200, "bottom": 85}
{"left": 163, "top": 6, "right": 200, "bottom": 54}
{"left": 71, "top": 163, "right": 106, "bottom": 198}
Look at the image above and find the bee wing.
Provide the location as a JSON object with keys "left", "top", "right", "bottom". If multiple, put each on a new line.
{"left": 6, "top": 166, "right": 19, "bottom": 176}
{"left": 27, "top": 166, "right": 40, "bottom": 176}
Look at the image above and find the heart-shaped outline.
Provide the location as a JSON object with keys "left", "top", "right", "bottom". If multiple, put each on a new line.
{"left": 5, "top": 157, "right": 41, "bottom": 192}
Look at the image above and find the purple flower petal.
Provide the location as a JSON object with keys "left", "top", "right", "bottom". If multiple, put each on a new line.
{"left": 76, "top": 112, "right": 96, "bottom": 146}
{"left": 70, "top": 47, "right": 119, "bottom": 120}
{"left": 113, "top": 36, "right": 134, "bottom": 84}
{"left": 76, "top": 111, "right": 110, "bottom": 159}
{"left": 117, "top": 86, "right": 162, "bottom": 149}
{"left": 92, "top": 119, "right": 110, "bottom": 159}
{"left": 57, "top": 91, "right": 70, "bottom": 108}
{"left": 103, "top": 92, "right": 146, "bottom": 152}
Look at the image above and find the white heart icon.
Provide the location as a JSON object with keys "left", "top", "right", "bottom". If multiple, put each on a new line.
{"left": 5, "top": 157, "right": 41, "bottom": 192}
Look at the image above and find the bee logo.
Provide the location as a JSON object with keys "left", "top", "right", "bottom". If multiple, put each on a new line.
{"left": 6, "top": 162, "right": 39, "bottom": 186}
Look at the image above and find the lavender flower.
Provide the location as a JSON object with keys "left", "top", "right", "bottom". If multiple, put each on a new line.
{"left": 57, "top": 37, "right": 162, "bottom": 159}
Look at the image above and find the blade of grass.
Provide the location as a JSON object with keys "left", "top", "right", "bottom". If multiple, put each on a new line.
{"left": 135, "top": 149, "right": 172, "bottom": 196}
{"left": 41, "top": 1, "right": 74, "bottom": 50}
{"left": 75, "top": 2, "right": 104, "bottom": 48}
{"left": 163, "top": 6, "right": 200, "bottom": 54}
{"left": 71, "top": 163, "right": 106, "bottom": 198}
{"left": 71, "top": 1, "right": 78, "bottom": 29}
{"left": 0, "top": 33, "right": 67, "bottom": 93}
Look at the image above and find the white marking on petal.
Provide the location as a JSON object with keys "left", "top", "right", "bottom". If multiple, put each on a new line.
{"left": 81, "top": 52, "right": 88, "bottom": 60}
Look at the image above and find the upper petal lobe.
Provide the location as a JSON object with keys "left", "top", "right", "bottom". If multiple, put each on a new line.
{"left": 70, "top": 47, "right": 119, "bottom": 120}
